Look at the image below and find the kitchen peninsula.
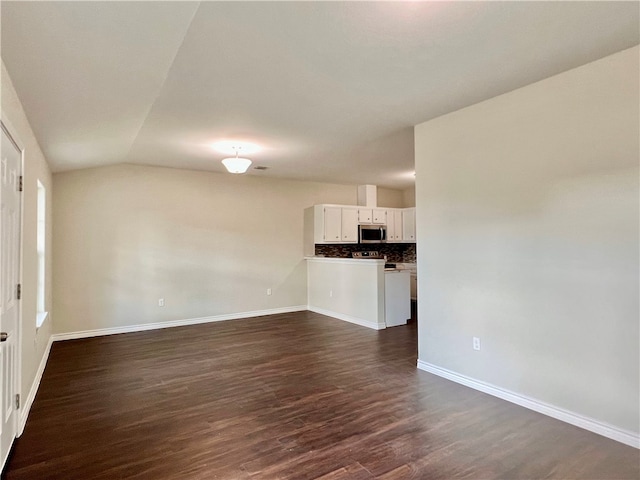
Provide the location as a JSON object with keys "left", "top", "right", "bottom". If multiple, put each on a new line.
{"left": 306, "top": 256, "right": 411, "bottom": 330}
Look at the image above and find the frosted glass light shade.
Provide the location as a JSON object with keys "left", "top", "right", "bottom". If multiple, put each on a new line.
{"left": 221, "top": 157, "right": 252, "bottom": 174}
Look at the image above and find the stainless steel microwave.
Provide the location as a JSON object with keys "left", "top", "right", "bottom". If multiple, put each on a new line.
{"left": 359, "top": 224, "right": 387, "bottom": 243}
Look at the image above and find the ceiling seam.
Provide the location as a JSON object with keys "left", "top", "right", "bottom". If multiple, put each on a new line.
{"left": 122, "top": 1, "right": 202, "bottom": 163}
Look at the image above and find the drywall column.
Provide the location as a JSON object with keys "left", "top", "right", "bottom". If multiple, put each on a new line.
{"left": 414, "top": 46, "right": 639, "bottom": 441}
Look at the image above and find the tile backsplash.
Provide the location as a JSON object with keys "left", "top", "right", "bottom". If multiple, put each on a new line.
{"left": 402, "top": 243, "right": 416, "bottom": 263}
{"left": 315, "top": 243, "right": 416, "bottom": 263}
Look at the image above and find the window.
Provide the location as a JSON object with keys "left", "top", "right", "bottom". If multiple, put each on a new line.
{"left": 36, "top": 180, "right": 47, "bottom": 328}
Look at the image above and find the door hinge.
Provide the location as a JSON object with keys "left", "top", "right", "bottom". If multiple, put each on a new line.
{"left": 18, "top": 175, "right": 23, "bottom": 192}
{"left": 16, "top": 394, "right": 20, "bottom": 409}
{"left": 16, "top": 283, "right": 21, "bottom": 300}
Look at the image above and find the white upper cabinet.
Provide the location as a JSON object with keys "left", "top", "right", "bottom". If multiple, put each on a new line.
{"left": 323, "top": 206, "right": 342, "bottom": 242}
{"left": 304, "top": 204, "right": 416, "bottom": 254}
{"left": 402, "top": 207, "right": 416, "bottom": 242}
{"left": 387, "top": 209, "right": 403, "bottom": 242}
{"left": 393, "top": 210, "right": 404, "bottom": 241}
{"left": 341, "top": 207, "right": 359, "bottom": 242}
{"left": 305, "top": 205, "right": 360, "bottom": 249}
{"left": 372, "top": 209, "right": 386, "bottom": 224}
{"left": 358, "top": 208, "right": 372, "bottom": 223}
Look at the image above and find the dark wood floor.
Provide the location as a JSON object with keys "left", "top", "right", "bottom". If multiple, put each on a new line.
{"left": 4, "top": 311, "right": 639, "bottom": 479}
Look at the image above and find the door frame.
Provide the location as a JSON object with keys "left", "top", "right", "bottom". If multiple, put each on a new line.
{"left": 0, "top": 114, "right": 24, "bottom": 461}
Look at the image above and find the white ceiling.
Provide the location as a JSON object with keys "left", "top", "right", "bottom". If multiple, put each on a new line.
{"left": 2, "top": 2, "right": 638, "bottom": 189}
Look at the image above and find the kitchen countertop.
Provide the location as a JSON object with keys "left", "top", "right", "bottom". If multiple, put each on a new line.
{"left": 398, "top": 263, "right": 417, "bottom": 274}
{"left": 306, "top": 257, "right": 415, "bottom": 273}
{"left": 385, "top": 263, "right": 416, "bottom": 273}
{"left": 305, "top": 256, "right": 384, "bottom": 265}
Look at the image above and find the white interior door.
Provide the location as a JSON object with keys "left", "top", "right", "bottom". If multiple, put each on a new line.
{"left": 0, "top": 124, "right": 21, "bottom": 471}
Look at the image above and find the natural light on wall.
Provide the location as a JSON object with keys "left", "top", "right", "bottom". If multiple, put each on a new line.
{"left": 36, "top": 180, "right": 47, "bottom": 328}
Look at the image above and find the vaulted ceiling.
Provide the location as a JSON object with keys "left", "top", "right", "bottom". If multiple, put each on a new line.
{"left": 2, "top": 2, "right": 638, "bottom": 189}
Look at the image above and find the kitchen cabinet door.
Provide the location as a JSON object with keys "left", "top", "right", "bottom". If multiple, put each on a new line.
{"left": 386, "top": 209, "right": 395, "bottom": 241}
{"left": 341, "top": 207, "right": 359, "bottom": 242}
{"left": 393, "top": 210, "right": 402, "bottom": 242}
{"left": 358, "top": 208, "right": 372, "bottom": 224}
{"left": 391, "top": 210, "right": 403, "bottom": 241}
{"left": 323, "top": 206, "right": 342, "bottom": 242}
{"left": 372, "top": 209, "right": 386, "bottom": 224}
{"left": 386, "top": 209, "right": 402, "bottom": 242}
{"left": 402, "top": 208, "right": 416, "bottom": 242}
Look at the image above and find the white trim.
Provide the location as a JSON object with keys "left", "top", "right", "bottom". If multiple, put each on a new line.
{"left": 36, "top": 311, "right": 48, "bottom": 329}
{"left": 0, "top": 113, "right": 25, "bottom": 151}
{"left": 18, "top": 335, "right": 53, "bottom": 437}
{"left": 417, "top": 360, "right": 640, "bottom": 449}
{"left": 307, "top": 306, "right": 384, "bottom": 330}
{"left": 51, "top": 305, "right": 307, "bottom": 341}
{"left": 0, "top": 117, "right": 25, "bottom": 472}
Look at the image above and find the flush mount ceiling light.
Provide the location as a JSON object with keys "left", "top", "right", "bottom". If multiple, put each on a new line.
{"left": 221, "top": 146, "right": 252, "bottom": 174}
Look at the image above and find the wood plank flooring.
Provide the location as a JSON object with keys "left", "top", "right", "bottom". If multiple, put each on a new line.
{"left": 4, "top": 311, "right": 639, "bottom": 479}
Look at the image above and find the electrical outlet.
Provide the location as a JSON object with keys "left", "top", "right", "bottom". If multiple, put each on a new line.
{"left": 473, "top": 337, "right": 481, "bottom": 351}
{"left": 158, "top": 298, "right": 165, "bottom": 307}
{"left": 267, "top": 288, "right": 272, "bottom": 296}
{"left": 329, "top": 290, "right": 333, "bottom": 298}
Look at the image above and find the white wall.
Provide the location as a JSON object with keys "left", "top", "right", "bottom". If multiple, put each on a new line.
{"left": 414, "top": 46, "right": 639, "bottom": 436}
{"left": 53, "top": 164, "right": 402, "bottom": 334}
{"left": 1, "top": 61, "right": 54, "bottom": 426}
{"left": 376, "top": 187, "right": 404, "bottom": 208}
{"left": 402, "top": 187, "right": 416, "bottom": 208}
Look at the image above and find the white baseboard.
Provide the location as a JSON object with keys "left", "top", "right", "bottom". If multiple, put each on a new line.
{"left": 307, "top": 306, "right": 384, "bottom": 330}
{"left": 18, "top": 335, "right": 53, "bottom": 436}
{"left": 51, "top": 305, "right": 307, "bottom": 342}
{"left": 417, "top": 360, "right": 640, "bottom": 449}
